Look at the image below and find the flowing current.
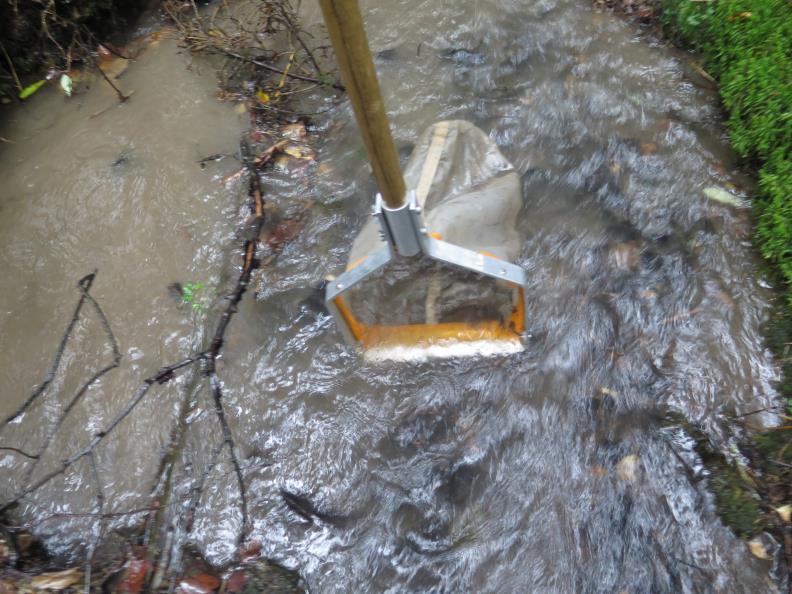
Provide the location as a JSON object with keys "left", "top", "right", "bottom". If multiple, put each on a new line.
{"left": 0, "top": 0, "right": 784, "bottom": 591}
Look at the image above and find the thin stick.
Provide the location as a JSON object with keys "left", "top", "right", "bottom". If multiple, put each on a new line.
{"left": 184, "top": 441, "right": 223, "bottom": 534}
{"left": 222, "top": 49, "right": 344, "bottom": 91}
{"left": 8, "top": 506, "right": 157, "bottom": 529}
{"left": 0, "top": 347, "right": 206, "bottom": 515}
{"left": 1, "top": 273, "right": 95, "bottom": 428}
{"left": 730, "top": 406, "right": 785, "bottom": 419}
{"left": 85, "top": 452, "right": 104, "bottom": 594}
{"left": 26, "top": 277, "right": 123, "bottom": 479}
{"left": 278, "top": 4, "right": 322, "bottom": 74}
{"left": 94, "top": 58, "right": 130, "bottom": 102}
{"left": 0, "top": 446, "right": 38, "bottom": 459}
{"left": 88, "top": 90, "right": 137, "bottom": 119}
{"left": 0, "top": 40, "right": 22, "bottom": 92}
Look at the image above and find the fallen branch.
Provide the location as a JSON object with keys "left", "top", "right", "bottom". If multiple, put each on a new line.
{"left": 94, "top": 58, "right": 131, "bottom": 102}
{"left": 0, "top": 349, "right": 207, "bottom": 514}
{"left": 25, "top": 275, "right": 122, "bottom": 479}
{"left": 0, "top": 446, "right": 38, "bottom": 460}
{"left": 196, "top": 139, "right": 267, "bottom": 542}
{"left": 2, "top": 273, "right": 96, "bottom": 428}
{"left": 222, "top": 48, "right": 344, "bottom": 91}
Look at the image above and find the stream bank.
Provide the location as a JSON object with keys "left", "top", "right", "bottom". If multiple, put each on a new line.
{"left": 596, "top": 0, "right": 792, "bottom": 569}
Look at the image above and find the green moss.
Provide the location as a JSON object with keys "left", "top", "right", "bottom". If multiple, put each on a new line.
{"left": 710, "top": 476, "right": 763, "bottom": 538}
{"left": 662, "top": 0, "right": 792, "bottom": 309}
{"left": 664, "top": 414, "right": 772, "bottom": 538}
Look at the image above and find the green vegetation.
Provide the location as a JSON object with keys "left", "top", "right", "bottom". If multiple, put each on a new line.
{"left": 661, "top": 0, "right": 791, "bottom": 310}
{"left": 181, "top": 281, "right": 206, "bottom": 312}
{"left": 661, "top": 1, "right": 791, "bottom": 559}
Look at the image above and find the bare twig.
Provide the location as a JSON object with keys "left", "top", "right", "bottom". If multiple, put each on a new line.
{"left": 184, "top": 442, "right": 223, "bottom": 534}
{"left": 0, "top": 446, "right": 39, "bottom": 460}
{"left": 0, "top": 40, "right": 22, "bottom": 92}
{"left": 94, "top": 58, "right": 131, "bottom": 102}
{"left": 223, "top": 49, "right": 344, "bottom": 91}
{"left": 1, "top": 273, "right": 95, "bottom": 428}
{"left": 0, "top": 348, "right": 207, "bottom": 515}
{"left": 26, "top": 275, "right": 122, "bottom": 479}
{"left": 2, "top": 506, "right": 159, "bottom": 531}
{"left": 730, "top": 406, "right": 786, "bottom": 419}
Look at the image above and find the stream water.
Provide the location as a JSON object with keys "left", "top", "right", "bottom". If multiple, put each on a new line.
{"left": 0, "top": 0, "right": 786, "bottom": 592}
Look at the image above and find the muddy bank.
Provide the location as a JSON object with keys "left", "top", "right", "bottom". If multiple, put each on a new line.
{"left": 1, "top": 525, "right": 303, "bottom": 593}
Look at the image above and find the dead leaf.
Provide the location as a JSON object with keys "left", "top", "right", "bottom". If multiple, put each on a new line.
{"left": 266, "top": 217, "right": 306, "bottom": 251}
{"left": 15, "top": 533, "right": 33, "bottom": 555}
{"left": 590, "top": 465, "right": 608, "bottom": 478}
{"left": 775, "top": 504, "right": 791, "bottom": 523}
{"left": 179, "top": 572, "right": 221, "bottom": 594}
{"left": 599, "top": 387, "right": 619, "bottom": 398}
{"left": 0, "top": 535, "right": 13, "bottom": 565}
{"left": 30, "top": 568, "right": 82, "bottom": 590}
{"left": 281, "top": 122, "right": 307, "bottom": 141}
{"left": 146, "top": 28, "right": 171, "bottom": 48}
{"left": 662, "top": 307, "right": 701, "bottom": 325}
{"left": 712, "top": 289, "right": 735, "bottom": 309}
{"left": 99, "top": 56, "right": 128, "bottom": 80}
{"left": 274, "top": 154, "right": 291, "bottom": 171}
{"left": 616, "top": 454, "right": 640, "bottom": 482}
{"left": 97, "top": 44, "right": 113, "bottom": 62}
{"left": 748, "top": 538, "right": 772, "bottom": 560}
{"left": 116, "top": 557, "right": 149, "bottom": 594}
{"left": 703, "top": 186, "right": 745, "bottom": 208}
{"left": 283, "top": 144, "right": 315, "bottom": 161}
{"left": 0, "top": 580, "right": 17, "bottom": 594}
{"left": 610, "top": 242, "right": 640, "bottom": 271}
{"left": 253, "top": 140, "right": 289, "bottom": 167}
{"left": 640, "top": 142, "right": 657, "bottom": 156}
{"left": 238, "top": 540, "right": 262, "bottom": 562}
{"left": 225, "top": 570, "right": 248, "bottom": 593}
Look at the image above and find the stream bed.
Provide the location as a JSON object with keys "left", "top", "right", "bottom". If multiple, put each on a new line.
{"left": 0, "top": 0, "right": 786, "bottom": 592}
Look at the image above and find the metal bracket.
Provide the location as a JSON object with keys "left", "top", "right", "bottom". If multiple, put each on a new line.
{"left": 373, "top": 190, "right": 423, "bottom": 257}
{"left": 326, "top": 191, "right": 529, "bottom": 351}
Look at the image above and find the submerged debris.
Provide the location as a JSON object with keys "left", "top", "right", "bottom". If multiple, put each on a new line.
{"left": 703, "top": 186, "right": 747, "bottom": 208}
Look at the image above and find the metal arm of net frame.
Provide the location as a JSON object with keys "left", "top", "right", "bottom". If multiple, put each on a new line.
{"left": 325, "top": 190, "right": 528, "bottom": 356}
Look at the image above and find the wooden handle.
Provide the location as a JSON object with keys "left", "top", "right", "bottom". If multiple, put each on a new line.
{"left": 318, "top": 0, "right": 406, "bottom": 208}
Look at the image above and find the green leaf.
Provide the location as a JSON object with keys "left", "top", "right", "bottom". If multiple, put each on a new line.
{"left": 59, "top": 74, "right": 72, "bottom": 97}
{"left": 703, "top": 186, "right": 745, "bottom": 208}
{"left": 19, "top": 79, "right": 46, "bottom": 100}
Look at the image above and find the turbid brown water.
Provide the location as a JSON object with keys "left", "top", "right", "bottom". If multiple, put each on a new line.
{"left": 0, "top": 1, "right": 786, "bottom": 592}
